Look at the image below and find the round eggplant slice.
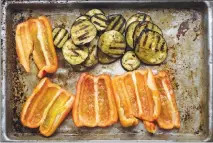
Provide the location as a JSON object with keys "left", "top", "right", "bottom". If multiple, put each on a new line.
{"left": 52, "top": 28, "right": 69, "bottom": 48}
{"left": 125, "top": 21, "right": 140, "bottom": 49}
{"left": 121, "top": 51, "right": 140, "bottom": 71}
{"left": 75, "top": 15, "right": 90, "bottom": 21}
{"left": 133, "top": 21, "right": 163, "bottom": 47}
{"left": 98, "top": 49, "right": 117, "bottom": 64}
{"left": 91, "top": 14, "right": 108, "bottom": 31}
{"left": 135, "top": 29, "right": 168, "bottom": 65}
{"left": 126, "top": 13, "right": 152, "bottom": 28}
{"left": 70, "top": 20, "right": 97, "bottom": 45}
{"left": 83, "top": 37, "right": 98, "bottom": 67}
{"left": 98, "top": 30, "right": 126, "bottom": 57}
{"left": 62, "top": 38, "right": 89, "bottom": 65}
{"left": 106, "top": 14, "right": 126, "bottom": 34}
{"left": 85, "top": 9, "right": 104, "bottom": 17}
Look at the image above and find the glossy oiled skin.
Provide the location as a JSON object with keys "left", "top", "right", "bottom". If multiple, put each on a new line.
{"left": 72, "top": 73, "right": 118, "bottom": 127}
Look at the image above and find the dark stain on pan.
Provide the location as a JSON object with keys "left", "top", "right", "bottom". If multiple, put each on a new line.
{"left": 176, "top": 19, "right": 190, "bottom": 40}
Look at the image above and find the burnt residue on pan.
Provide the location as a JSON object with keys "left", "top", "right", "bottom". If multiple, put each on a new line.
{"left": 2, "top": 3, "right": 210, "bottom": 141}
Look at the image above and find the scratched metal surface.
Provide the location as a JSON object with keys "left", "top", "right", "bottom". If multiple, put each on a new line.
{"left": 1, "top": 1, "right": 213, "bottom": 142}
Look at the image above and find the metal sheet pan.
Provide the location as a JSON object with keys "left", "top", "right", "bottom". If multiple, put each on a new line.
{"left": 1, "top": 0, "right": 213, "bottom": 142}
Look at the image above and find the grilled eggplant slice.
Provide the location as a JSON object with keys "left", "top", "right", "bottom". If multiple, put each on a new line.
{"left": 52, "top": 28, "right": 69, "bottom": 48}
{"left": 75, "top": 15, "right": 90, "bottom": 22}
{"left": 135, "top": 29, "right": 167, "bottom": 65}
{"left": 121, "top": 51, "right": 140, "bottom": 71}
{"left": 98, "top": 49, "right": 117, "bottom": 64}
{"left": 91, "top": 14, "right": 108, "bottom": 31}
{"left": 126, "top": 13, "right": 152, "bottom": 28}
{"left": 62, "top": 38, "right": 89, "bottom": 65}
{"left": 133, "top": 21, "right": 163, "bottom": 47}
{"left": 98, "top": 30, "right": 126, "bottom": 57}
{"left": 70, "top": 20, "right": 97, "bottom": 45}
{"left": 106, "top": 14, "right": 126, "bottom": 34}
{"left": 125, "top": 21, "right": 139, "bottom": 49}
{"left": 83, "top": 37, "right": 98, "bottom": 67}
{"left": 85, "top": 9, "right": 104, "bottom": 17}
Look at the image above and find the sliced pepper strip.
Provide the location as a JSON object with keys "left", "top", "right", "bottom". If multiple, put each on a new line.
{"left": 36, "top": 16, "right": 58, "bottom": 78}
{"left": 72, "top": 73, "right": 118, "bottom": 127}
{"left": 40, "top": 89, "right": 75, "bottom": 137}
{"left": 16, "top": 16, "right": 58, "bottom": 78}
{"left": 112, "top": 74, "right": 139, "bottom": 127}
{"left": 97, "top": 74, "right": 118, "bottom": 127}
{"left": 155, "top": 71, "right": 180, "bottom": 129}
{"left": 134, "top": 69, "right": 161, "bottom": 121}
{"left": 15, "top": 20, "right": 33, "bottom": 72}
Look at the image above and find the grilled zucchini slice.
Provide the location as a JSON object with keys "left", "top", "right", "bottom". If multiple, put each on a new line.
{"left": 83, "top": 37, "right": 98, "bottom": 67}
{"left": 125, "top": 21, "right": 139, "bottom": 49}
{"left": 62, "top": 38, "right": 89, "bottom": 65}
{"left": 91, "top": 14, "right": 108, "bottom": 31}
{"left": 85, "top": 9, "right": 104, "bottom": 17}
{"left": 121, "top": 51, "right": 140, "bottom": 71}
{"left": 98, "top": 30, "right": 126, "bottom": 57}
{"left": 126, "top": 13, "right": 152, "bottom": 28}
{"left": 135, "top": 29, "right": 168, "bottom": 65}
{"left": 52, "top": 28, "right": 69, "bottom": 48}
{"left": 70, "top": 20, "right": 97, "bottom": 45}
{"left": 98, "top": 49, "right": 117, "bottom": 64}
{"left": 75, "top": 15, "right": 90, "bottom": 22}
{"left": 133, "top": 21, "right": 163, "bottom": 47}
{"left": 106, "top": 14, "right": 126, "bottom": 34}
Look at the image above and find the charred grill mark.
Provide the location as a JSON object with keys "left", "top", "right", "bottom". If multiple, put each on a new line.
{"left": 155, "top": 35, "right": 161, "bottom": 50}
{"left": 111, "top": 16, "right": 121, "bottom": 30}
{"left": 136, "top": 30, "right": 146, "bottom": 46}
{"left": 78, "top": 25, "right": 90, "bottom": 31}
{"left": 160, "top": 42, "right": 165, "bottom": 51}
{"left": 53, "top": 29, "right": 62, "bottom": 41}
{"left": 143, "top": 34, "right": 148, "bottom": 46}
{"left": 71, "top": 49, "right": 80, "bottom": 56}
{"left": 78, "top": 31, "right": 89, "bottom": 40}
{"left": 57, "top": 31, "right": 68, "bottom": 46}
{"left": 93, "top": 15, "right": 107, "bottom": 22}
{"left": 93, "top": 21, "right": 106, "bottom": 28}
{"left": 117, "top": 19, "right": 125, "bottom": 32}
{"left": 109, "top": 47, "right": 125, "bottom": 50}
{"left": 74, "top": 20, "right": 84, "bottom": 26}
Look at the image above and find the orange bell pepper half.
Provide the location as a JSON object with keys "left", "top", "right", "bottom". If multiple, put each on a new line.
{"left": 16, "top": 16, "right": 58, "bottom": 78}
{"left": 21, "top": 77, "right": 75, "bottom": 136}
{"left": 72, "top": 73, "right": 118, "bottom": 127}
{"left": 112, "top": 69, "right": 161, "bottom": 129}
{"left": 155, "top": 71, "right": 180, "bottom": 129}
